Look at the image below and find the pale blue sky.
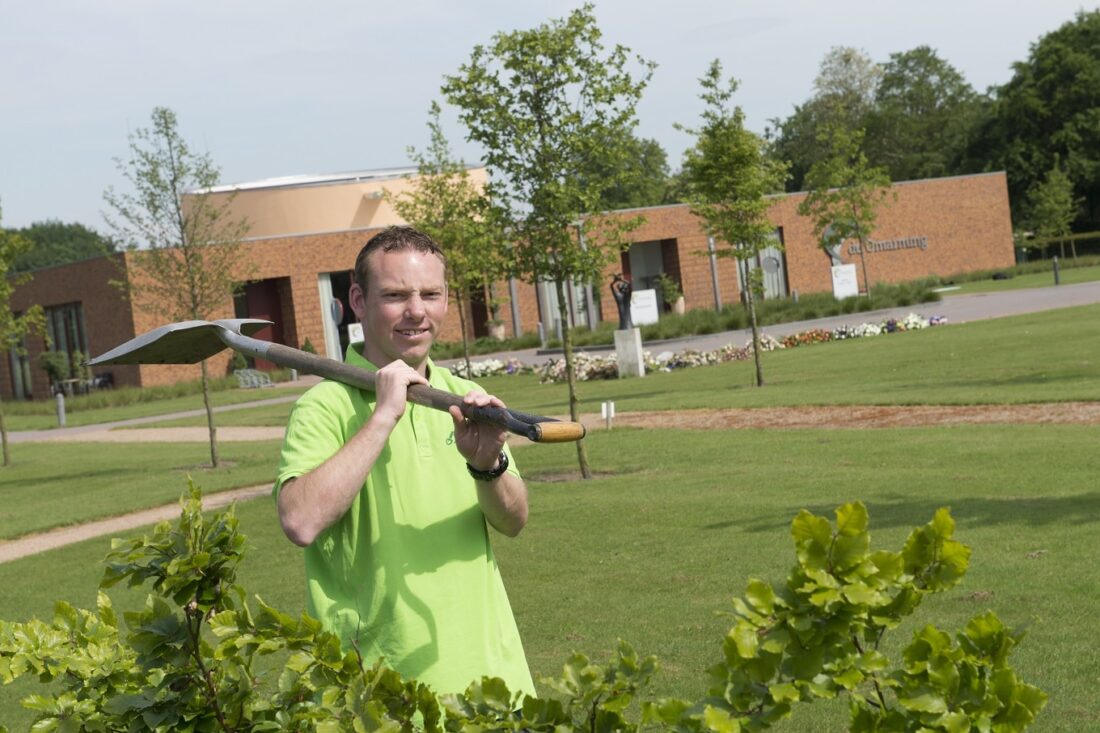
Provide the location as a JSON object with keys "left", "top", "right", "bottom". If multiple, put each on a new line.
{"left": 1, "top": 1, "right": 1093, "bottom": 230}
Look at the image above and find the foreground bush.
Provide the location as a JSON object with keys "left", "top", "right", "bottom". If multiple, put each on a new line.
{"left": 0, "top": 485, "right": 1045, "bottom": 732}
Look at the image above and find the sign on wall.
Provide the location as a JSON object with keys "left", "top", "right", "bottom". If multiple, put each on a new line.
{"left": 630, "top": 289, "right": 661, "bottom": 326}
{"left": 831, "top": 264, "right": 859, "bottom": 299}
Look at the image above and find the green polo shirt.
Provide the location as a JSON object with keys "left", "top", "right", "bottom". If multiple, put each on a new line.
{"left": 274, "top": 344, "right": 534, "bottom": 698}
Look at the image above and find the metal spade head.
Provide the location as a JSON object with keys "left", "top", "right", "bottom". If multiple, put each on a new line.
{"left": 87, "top": 319, "right": 273, "bottom": 366}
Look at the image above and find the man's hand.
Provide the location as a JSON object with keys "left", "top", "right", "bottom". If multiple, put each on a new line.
{"left": 448, "top": 390, "right": 509, "bottom": 471}
{"left": 372, "top": 360, "right": 429, "bottom": 425}
{"left": 449, "top": 390, "right": 528, "bottom": 536}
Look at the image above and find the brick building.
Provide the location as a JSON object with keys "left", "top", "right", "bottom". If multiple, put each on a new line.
{"left": 4, "top": 169, "right": 1013, "bottom": 399}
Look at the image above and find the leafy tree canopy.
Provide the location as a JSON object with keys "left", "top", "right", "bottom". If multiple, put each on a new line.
{"left": 967, "top": 9, "right": 1100, "bottom": 230}
{"left": 769, "top": 47, "right": 880, "bottom": 190}
{"left": 582, "top": 133, "right": 673, "bottom": 211}
{"left": 6, "top": 219, "right": 117, "bottom": 273}
{"left": 772, "top": 45, "right": 986, "bottom": 191}
{"left": 864, "top": 46, "right": 985, "bottom": 182}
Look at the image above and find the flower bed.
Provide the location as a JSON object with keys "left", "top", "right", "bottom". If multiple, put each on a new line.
{"left": 447, "top": 313, "right": 947, "bottom": 383}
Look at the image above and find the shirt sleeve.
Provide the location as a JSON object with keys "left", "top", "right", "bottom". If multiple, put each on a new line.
{"left": 274, "top": 386, "right": 351, "bottom": 498}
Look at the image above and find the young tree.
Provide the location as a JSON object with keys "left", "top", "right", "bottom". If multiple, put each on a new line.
{"left": 1025, "top": 158, "right": 1082, "bottom": 258}
{"left": 443, "top": 4, "right": 654, "bottom": 479}
{"left": 103, "top": 107, "right": 250, "bottom": 468}
{"left": 799, "top": 124, "right": 893, "bottom": 294}
{"left": 389, "top": 102, "right": 506, "bottom": 376}
{"left": 678, "top": 60, "right": 789, "bottom": 387}
{"left": 0, "top": 203, "right": 46, "bottom": 466}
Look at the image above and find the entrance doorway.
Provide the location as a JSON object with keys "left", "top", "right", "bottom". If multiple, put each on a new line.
{"left": 318, "top": 271, "right": 357, "bottom": 361}
{"left": 233, "top": 279, "right": 289, "bottom": 371}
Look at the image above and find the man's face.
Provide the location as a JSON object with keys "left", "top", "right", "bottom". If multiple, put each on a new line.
{"left": 349, "top": 248, "right": 447, "bottom": 374}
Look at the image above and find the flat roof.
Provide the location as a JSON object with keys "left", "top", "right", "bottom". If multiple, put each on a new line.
{"left": 192, "top": 166, "right": 422, "bottom": 195}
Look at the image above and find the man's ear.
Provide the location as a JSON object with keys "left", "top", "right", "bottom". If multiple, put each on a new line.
{"left": 349, "top": 282, "right": 366, "bottom": 321}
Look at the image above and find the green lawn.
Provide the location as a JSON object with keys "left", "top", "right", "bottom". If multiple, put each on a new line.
{"left": 0, "top": 441, "right": 281, "bottom": 539}
{"left": 945, "top": 264, "right": 1100, "bottom": 294}
{"left": 2, "top": 425, "right": 1097, "bottom": 731}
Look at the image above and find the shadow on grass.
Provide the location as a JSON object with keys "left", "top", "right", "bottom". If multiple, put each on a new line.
{"left": 707, "top": 491, "right": 1100, "bottom": 534}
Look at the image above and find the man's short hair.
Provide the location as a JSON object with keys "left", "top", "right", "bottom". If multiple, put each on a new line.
{"left": 353, "top": 226, "right": 446, "bottom": 292}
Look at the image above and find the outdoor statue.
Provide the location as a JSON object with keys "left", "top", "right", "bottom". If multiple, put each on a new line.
{"left": 610, "top": 273, "right": 633, "bottom": 330}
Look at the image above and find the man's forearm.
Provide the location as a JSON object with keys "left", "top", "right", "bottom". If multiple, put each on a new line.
{"left": 475, "top": 471, "right": 528, "bottom": 537}
{"left": 277, "top": 412, "right": 397, "bottom": 546}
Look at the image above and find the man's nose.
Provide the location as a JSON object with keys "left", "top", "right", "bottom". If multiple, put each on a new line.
{"left": 405, "top": 295, "right": 426, "bottom": 318}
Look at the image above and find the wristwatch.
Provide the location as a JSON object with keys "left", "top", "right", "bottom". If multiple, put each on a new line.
{"left": 466, "top": 450, "right": 509, "bottom": 481}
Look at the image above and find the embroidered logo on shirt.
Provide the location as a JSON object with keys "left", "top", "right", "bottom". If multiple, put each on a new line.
{"left": 446, "top": 430, "right": 455, "bottom": 445}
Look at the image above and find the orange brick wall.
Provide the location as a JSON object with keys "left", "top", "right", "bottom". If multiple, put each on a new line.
{"left": 593, "top": 172, "right": 1014, "bottom": 317}
{"left": 5, "top": 255, "right": 142, "bottom": 397}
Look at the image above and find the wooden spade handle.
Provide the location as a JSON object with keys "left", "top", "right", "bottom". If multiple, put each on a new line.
{"left": 253, "top": 341, "right": 585, "bottom": 443}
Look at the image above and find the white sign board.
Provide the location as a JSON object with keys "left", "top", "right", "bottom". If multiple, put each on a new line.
{"left": 630, "top": 288, "right": 660, "bottom": 326}
{"left": 831, "top": 264, "right": 859, "bottom": 299}
{"left": 346, "top": 322, "right": 364, "bottom": 344}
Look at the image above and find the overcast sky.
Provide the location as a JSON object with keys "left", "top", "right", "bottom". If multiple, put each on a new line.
{"left": 1, "top": 1, "right": 1093, "bottom": 231}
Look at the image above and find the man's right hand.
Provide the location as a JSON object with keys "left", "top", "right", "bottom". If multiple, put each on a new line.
{"left": 278, "top": 359, "right": 428, "bottom": 547}
{"left": 370, "top": 360, "right": 429, "bottom": 426}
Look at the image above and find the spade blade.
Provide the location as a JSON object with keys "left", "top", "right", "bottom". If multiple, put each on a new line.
{"left": 88, "top": 319, "right": 273, "bottom": 366}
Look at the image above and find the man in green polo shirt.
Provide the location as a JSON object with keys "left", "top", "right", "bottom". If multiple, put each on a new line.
{"left": 274, "top": 226, "right": 535, "bottom": 698}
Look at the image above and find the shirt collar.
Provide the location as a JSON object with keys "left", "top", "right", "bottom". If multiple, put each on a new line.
{"left": 343, "top": 342, "right": 437, "bottom": 385}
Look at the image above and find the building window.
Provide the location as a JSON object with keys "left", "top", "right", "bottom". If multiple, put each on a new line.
{"left": 46, "top": 302, "right": 88, "bottom": 359}
{"left": 8, "top": 336, "right": 33, "bottom": 400}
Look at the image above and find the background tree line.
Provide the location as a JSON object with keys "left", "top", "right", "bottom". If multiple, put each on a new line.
{"left": 769, "top": 9, "right": 1100, "bottom": 238}
{"left": 633, "top": 9, "right": 1100, "bottom": 239}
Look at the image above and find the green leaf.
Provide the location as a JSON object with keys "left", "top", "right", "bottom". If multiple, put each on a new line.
{"left": 835, "top": 502, "right": 869, "bottom": 536}
{"left": 898, "top": 692, "right": 948, "bottom": 713}
{"left": 768, "top": 682, "right": 800, "bottom": 703}
{"left": 703, "top": 705, "right": 742, "bottom": 733}
{"left": 744, "top": 579, "right": 775, "bottom": 614}
{"left": 730, "top": 622, "right": 759, "bottom": 659}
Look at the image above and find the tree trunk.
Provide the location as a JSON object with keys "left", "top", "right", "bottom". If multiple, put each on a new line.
{"left": 457, "top": 292, "right": 472, "bottom": 377}
{"left": 742, "top": 260, "right": 765, "bottom": 387}
{"left": 200, "top": 360, "right": 219, "bottom": 468}
{"left": 556, "top": 279, "right": 592, "bottom": 480}
{"left": 857, "top": 239, "right": 871, "bottom": 296}
{"left": 0, "top": 398, "right": 9, "bottom": 467}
